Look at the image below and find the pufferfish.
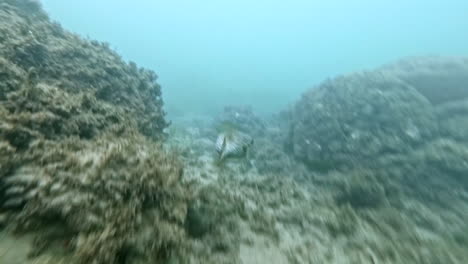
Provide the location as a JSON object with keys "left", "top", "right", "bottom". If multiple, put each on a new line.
{"left": 215, "top": 130, "right": 253, "bottom": 162}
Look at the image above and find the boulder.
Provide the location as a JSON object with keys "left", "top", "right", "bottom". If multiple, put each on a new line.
{"left": 378, "top": 56, "right": 468, "bottom": 105}
{"left": 288, "top": 71, "right": 438, "bottom": 170}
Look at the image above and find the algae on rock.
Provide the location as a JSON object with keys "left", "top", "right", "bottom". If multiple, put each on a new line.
{"left": 2, "top": 135, "right": 189, "bottom": 263}
{"left": 288, "top": 71, "right": 438, "bottom": 170}
{"left": 0, "top": 0, "right": 169, "bottom": 140}
{"left": 0, "top": 1, "right": 189, "bottom": 263}
{"left": 378, "top": 56, "right": 468, "bottom": 105}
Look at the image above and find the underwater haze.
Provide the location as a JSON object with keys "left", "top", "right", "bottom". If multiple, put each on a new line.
{"left": 3, "top": 0, "right": 468, "bottom": 263}
{"left": 41, "top": 0, "right": 468, "bottom": 116}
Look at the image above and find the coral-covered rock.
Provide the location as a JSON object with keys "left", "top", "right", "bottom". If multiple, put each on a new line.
{"left": 0, "top": 1, "right": 188, "bottom": 263}
{"left": 435, "top": 99, "right": 468, "bottom": 142}
{"left": 288, "top": 71, "right": 438, "bottom": 170}
{"left": 0, "top": 0, "right": 168, "bottom": 140}
{"left": 376, "top": 139, "right": 468, "bottom": 197}
{"left": 251, "top": 137, "right": 299, "bottom": 175}
{"left": 1, "top": 134, "right": 188, "bottom": 263}
{"left": 378, "top": 56, "right": 468, "bottom": 105}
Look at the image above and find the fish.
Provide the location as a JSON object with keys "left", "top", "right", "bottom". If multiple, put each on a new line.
{"left": 215, "top": 130, "right": 253, "bottom": 162}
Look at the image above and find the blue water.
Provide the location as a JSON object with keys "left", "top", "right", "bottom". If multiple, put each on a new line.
{"left": 41, "top": 0, "right": 468, "bottom": 115}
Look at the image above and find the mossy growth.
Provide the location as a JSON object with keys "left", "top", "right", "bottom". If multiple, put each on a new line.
{"left": 1, "top": 133, "right": 189, "bottom": 264}
{"left": 0, "top": 0, "right": 169, "bottom": 141}
{"left": 333, "top": 169, "right": 387, "bottom": 209}
{"left": 324, "top": 206, "right": 358, "bottom": 238}
{"left": 304, "top": 158, "right": 344, "bottom": 173}
{"left": 183, "top": 184, "right": 242, "bottom": 263}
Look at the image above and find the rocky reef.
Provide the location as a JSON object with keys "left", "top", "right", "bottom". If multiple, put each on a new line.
{"left": 2, "top": 134, "right": 188, "bottom": 263}
{"left": 288, "top": 56, "right": 468, "bottom": 171}
{"left": 0, "top": 1, "right": 187, "bottom": 263}
{"left": 164, "top": 55, "right": 468, "bottom": 263}
{"left": 1, "top": 1, "right": 468, "bottom": 263}
{"left": 142, "top": 54, "right": 468, "bottom": 263}
{"left": 0, "top": 0, "right": 168, "bottom": 141}
{"left": 281, "top": 56, "right": 468, "bottom": 262}
{"left": 378, "top": 56, "right": 468, "bottom": 105}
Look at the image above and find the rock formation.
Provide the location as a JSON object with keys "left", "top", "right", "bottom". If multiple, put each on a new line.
{"left": 0, "top": 1, "right": 188, "bottom": 263}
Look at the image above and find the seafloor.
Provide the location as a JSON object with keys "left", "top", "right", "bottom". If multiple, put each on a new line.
{"left": 1, "top": 1, "right": 468, "bottom": 264}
